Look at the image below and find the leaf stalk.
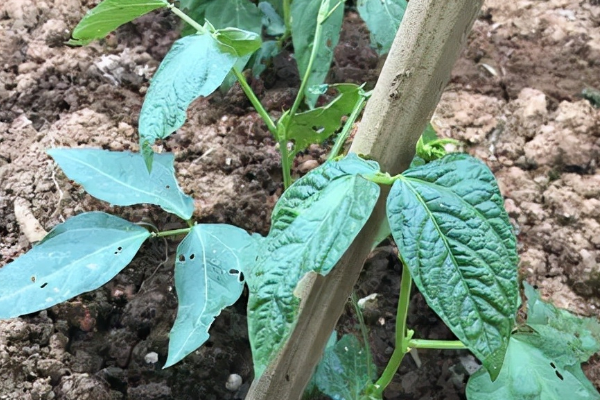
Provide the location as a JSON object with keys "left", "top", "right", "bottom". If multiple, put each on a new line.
{"left": 373, "top": 262, "right": 412, "bottom": 396}
{"left": 152, "top": 227, "right": 192, "bottom": 238}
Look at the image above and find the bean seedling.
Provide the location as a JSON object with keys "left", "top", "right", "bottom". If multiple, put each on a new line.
{"left": 1, "top": 1, "right": 599, "bottom": 399}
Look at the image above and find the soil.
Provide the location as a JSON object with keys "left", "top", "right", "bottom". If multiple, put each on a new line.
{"left": 1, "top": 0, "right": 599, "bottom": 399}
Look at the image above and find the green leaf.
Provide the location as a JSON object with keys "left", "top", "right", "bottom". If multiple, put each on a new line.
{"left": 247, "top": 154, "right": 381, "bottom": 377}
{"left": 357, "top": 0, "right": 407, "bottom": 55}
{"left": 387, "top": 153, "right": 518, "bottom": 379}
{"left": 280, "top": 84, "right": 364, "bottom": 159}
{"left": 258, "top": 1, "right": 285, "bottom": 36}
{"left": 0, "top": 212, "right": 150, "bottom": 319}
{"left": 524, "top": 282, "right": 600, "bottom": 362}
{"left": 165, "top": 224, "right": 261, "bottom": 367}
{"left": 315, "top": 334, "right": 377, "bottom": 400}
{"left": 214, "top": 28, "right": 262, "bottom": 57}
{"left": 139, "top": 33, "right": 237, "bottom": 168}
{"left": 47, "top": 149, "right": 194, "bottom": 220}
{"left": 68, "top": 0, "right": 169, "bottom": 45}
{"left": 205, "top": 0, "right": 262, "bottom": 34}
{"left": 466, "top": 333, "right": 600, "bottom": 400}
{"left": 291, "top": 0, "right": 344, "bottom": 108}
{"left": 421, "top": 123, "right": 439, "bottom": 144}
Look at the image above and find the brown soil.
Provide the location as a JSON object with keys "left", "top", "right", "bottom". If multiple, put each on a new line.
{"left": 1, "top": 0, "right": 599, "bottom": 399}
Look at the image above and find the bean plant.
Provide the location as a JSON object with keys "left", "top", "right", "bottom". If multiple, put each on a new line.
{"left": 1, "top": 1, "right": 599, "bottom": 399}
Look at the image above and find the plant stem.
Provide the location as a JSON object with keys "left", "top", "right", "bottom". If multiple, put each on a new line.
{"left": 285, "top": 0, "right": 329, "bottom": 124}
{"left": 328, "top": 95, "right": 367, "bottom": 160}
{"left": 351, "top": 292, "right": 373, "bottom": 380}
{"left": 231, "top": 67, "right": 278, "bottom": 135}
{"left": 408, "top": 339, "right": 467, "bottom": 350}
{"left": 167, "top": 3, "right": 206, "bottom": 33}
{"left": 362, "top": 171, "right": 399, "bottom": 186}
{"left": 373, "top": 262, "right": 412, "bottom": 396}
{"left": 279, "top": 139, "right": 292, "bottom": 189}
{"left": 152, "top": 227, "right": 192, "bottom": 238}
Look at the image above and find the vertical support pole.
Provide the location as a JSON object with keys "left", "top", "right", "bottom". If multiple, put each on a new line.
{"left": 246, "top": 1, "right": 483, "bottom": 398}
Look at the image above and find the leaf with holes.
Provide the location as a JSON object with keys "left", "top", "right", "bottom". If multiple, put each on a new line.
{"left": 0, "top": 212, "right": 150, "bottom": 319}
{"left": 357, "top": 0, "right": 407, "bottom": 55}
{"left": 165, "top": 224, "right": 261, "bottom": 368}
{"left": 68, "top": 0, "right": 169, "bottom": 45}
{"left": 315, "top": 334, "right": 377, "bottom": 400}
{"left": 279, "top": 84, "right": 364, "bottom": 159}
{"left": 466, "top": 333, "right": 600, "bottom": 400}
{"left": 386, "top": 153, "right": 518, "bottom": 380}
{"left": 139, "top": 32, "right": 238, "bottom": 169}
{"left": 247, "top": 154, "right": 381, "bottom": 377}
{"left": 291, "top": 0, "right": 344, "bottom": 107}
{"left": 47, "top": 149, "right": 194, "bottom": 220}
{"left": 524, "top": 282, "right": 600, "bottom": 363}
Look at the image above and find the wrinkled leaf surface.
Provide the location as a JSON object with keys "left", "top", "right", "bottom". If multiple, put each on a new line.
{"left": 281, "top": 84, "right": 363, "bottom": 158}
{"left": 387, "top": 153, "right": 518, "bottom": 379}
{"left": 247, "top": 154, "right": 380, "bottom": 377}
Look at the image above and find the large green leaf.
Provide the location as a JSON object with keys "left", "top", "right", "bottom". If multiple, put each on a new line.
{"left": 139, "top": 33, "right": 237, "bottom": 168}
{"left": 0, "top": 212, "right": 150, "bottom": 319}
{"left": 386, "top": 153, "right": 518, "bottom": 379}
{"left": 466, "top": 333, "right": 600, "bottom": 400}
{"left": 165, "top": 224, "right": 261, "bottom": 367}
{"left": 315, "top": 334, "right": 377, "bottom": 400}
{"left": 47, "top": 149, "right": 194, "bottom": 220}
{"left": 357, "top": 0, "right": 407, "bottom": 55}
{"left": 524, "top": 282, "right": 600, "bottom": 363}
{"left": 247, "top": 154, "right": 381, "bottom": 377}
{"left": 280, "top": 84, "right": 364, "bottom": 159}
{"left": 69, "top": 0, "right": 169, "bottom": 45}
{"left": 205, "top": 0, "right": 262, "bottom": 34}
{"left": 291, "top": 0, "right": 344, "bottom": 107}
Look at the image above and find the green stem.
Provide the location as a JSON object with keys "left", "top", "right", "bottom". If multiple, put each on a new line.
{"left": 231, "top": 67, "right": 278, "bottom": 135}
{"left": 408, "top": 339, "right": 467, "bottom": 350}
{"left": 373, "top": 263, "right": 412, "bottom": 396}
{"left": 152, "top": 227, "right": 192, "bottom": 238}
{"left": 279, "top": 140, "right": 292, "bottom": 189}
{"left": 351, "top": 292, "right": 373, "bottom": 381}
{"left": 328, "top": 95, "right": 367, "bottom": 160}
{"left": 362, "top": 171, "right": 401, "bottom": 186}
{"left": 285, "top": 0, "right": 330, "bottom": 125}
{"left": 168, "top": 3, "right": 206, "bottom": 33}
